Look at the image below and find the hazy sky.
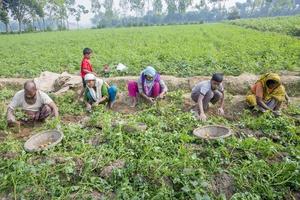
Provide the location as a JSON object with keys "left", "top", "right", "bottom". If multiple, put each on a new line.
{"left": 70, "top": 0, "right": 245, "bottom": 28}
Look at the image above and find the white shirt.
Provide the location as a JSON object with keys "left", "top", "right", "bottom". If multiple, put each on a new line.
{"left": 8, "top": 90, "right": 53, "bottom": 112}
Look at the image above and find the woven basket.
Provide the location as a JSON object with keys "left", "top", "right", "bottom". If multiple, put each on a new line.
{"left": 24, "top": 130, "right": 63, "bottom": 152}
{"left": 193, "top": 125, "right": 232, "bottom": 139}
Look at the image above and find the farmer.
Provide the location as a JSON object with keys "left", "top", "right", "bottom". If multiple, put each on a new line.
{"left": 127, "top": 66, "right": 168, "bottom": 107}
{"left": 84, "top": 73, "right": 117, "bottom": 111}
{"left": 191, "top": 73, "right": 225, "bottom": 121}
{"left": 6, "top": 80, "right": 59, "bottom": 127}
{"left": 246, "top": 73, "right": 289, "bottom": 116}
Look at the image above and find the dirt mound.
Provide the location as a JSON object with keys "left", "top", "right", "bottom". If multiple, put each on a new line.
{"left": 100, "top": 159, "right": 126, "bottom": 178}
{"left": 0, "top": 78, "right": 27, "bottom": 89}
{"left": 223, "top": 73, "right": 257, "bottom": 95}
{"left": 1, "top": 72, "right": 299, "bottom": 96}
{"left": 209, "top": 172, "right": 235, "bottom": 199}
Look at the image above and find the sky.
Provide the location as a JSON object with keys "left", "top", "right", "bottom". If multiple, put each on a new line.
{"left": 69, "top": 0, "right": 245, "bottom": 28}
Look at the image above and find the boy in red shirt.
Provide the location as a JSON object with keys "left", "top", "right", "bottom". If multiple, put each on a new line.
{"left": 81, "top": 48, "right": 97, "bottom": 88}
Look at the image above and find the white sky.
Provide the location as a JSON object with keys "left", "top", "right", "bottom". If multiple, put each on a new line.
{"left": 70, "top": 0, "right": 245, "bottom": 28}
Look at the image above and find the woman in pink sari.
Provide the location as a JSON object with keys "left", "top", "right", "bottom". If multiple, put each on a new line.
{"left": 127, "top": 66, "right": 168, "bottom": 107}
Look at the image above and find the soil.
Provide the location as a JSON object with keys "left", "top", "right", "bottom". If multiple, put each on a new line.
{"left": 62, "top": 115, "right": 85, "bottom": 124}
{"left": 1, "top": 151, "right": 18, "bottom": 160}
{"left": 14, "top": 127, "right": 33, "bottom": 141}
{"left": 1, "top": 73, "right": 299, "bottom": 96}
{"left": 209, "top": 172, "right": 235, "bottom": 199}
{"left": 88, "top": 134, "right": 105, "bottom": 147}
{"left": 267, "top": 152, "right": 289, "bottom": 164}
{"left": 111, "top": 102, "right": 137, "bottom": 114}
{"left": 0, "top": 131, "right": 7, "bottom": 142}
{"left": 100, "top": 159, "right": 126, "bottom": 178}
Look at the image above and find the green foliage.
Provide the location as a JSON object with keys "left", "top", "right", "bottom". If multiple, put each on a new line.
{"left": 52, "top": 91, "right": 84, "bottom": 116}
{"left": 0, "top": 21, "right": 299, "bottom": 199}
{"left": 0, "top": 24, "right": 299, "bottom": 78}
{"left": 0, "top": 89, "right": 299, "bottom": 199}
{"left": 239, "top": 110, "right": 296, "bottom": 135}
{"left": 227, "top": 15, "right": 300, "bottom": 36}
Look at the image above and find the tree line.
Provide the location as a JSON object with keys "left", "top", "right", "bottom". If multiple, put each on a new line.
{"left": 0, "top": 0, "right": 88, "bottom": 33}
{"left": 1, "top": 0, "right": 300, "bottom": 33}
{"left": 91, "top": 0, "right": 300, "bottom": 28}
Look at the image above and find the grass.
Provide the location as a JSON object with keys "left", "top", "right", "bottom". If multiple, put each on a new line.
{"left": 0, "top": 24, "right": 299, "bottom": 78}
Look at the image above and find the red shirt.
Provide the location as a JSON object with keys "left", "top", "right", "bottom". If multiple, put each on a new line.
{"left": 81, "top": 58, "right": 93, "bottom": 78}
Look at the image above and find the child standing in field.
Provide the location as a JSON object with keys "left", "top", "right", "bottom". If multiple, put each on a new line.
{"left": 80, "top": 48, "right": 97, "bottom": 98}
{"left": 81, "top": 48, "right": 97, "bottom": 87}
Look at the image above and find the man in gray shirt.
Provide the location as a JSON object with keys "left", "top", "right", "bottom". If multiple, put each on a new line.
{"left": 191, "top": 73, "right": 225, "bottom": 121}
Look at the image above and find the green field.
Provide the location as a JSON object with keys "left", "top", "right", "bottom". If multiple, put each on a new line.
{"left": 0, "top": 87, "right": 299, "bottom": 199}
{"left": 228, "top": 15, "right": 300, "bottom": 36}
{"left": 0, "top": 23, "right": 299, "bottom": 78}
{"left": 0, "top": 18, "right": 300, "bottom": 199}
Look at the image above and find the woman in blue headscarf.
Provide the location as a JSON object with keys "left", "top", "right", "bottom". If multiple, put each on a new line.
{"left": 127, "top": 66, "right": 168, "bottom": 107}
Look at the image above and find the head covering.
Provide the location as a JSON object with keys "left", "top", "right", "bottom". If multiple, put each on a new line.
{"left": 212, "top": 73, "right": 223, "bottom": 82}
{"left": 258, "top": 73, "right": 285, "bottom": 101}
{"left": 84, "top": 73, "right": 96, "bottom": 82}
{"left": 246, "top": 73, "right": 286, "bottom": 106}
{"left": 86, "top": 78, "right": 104, "bottom": 103}
{"left": 140, "top": 66, "right": 160, "bottom": 96}
{"left": 142, "top": 66, "right": 156, "bottom": 77}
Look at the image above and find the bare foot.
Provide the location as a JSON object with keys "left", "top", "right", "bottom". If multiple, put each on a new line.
{"left": 130, "top": 97, "right": 137, "bottom": 107}
{"left": 130, "top": 102, "right": 136, "bottom": 108}
{"left": 108, "top": 101, "right": 115, "bottom": 109}
{"left": 86, "top": 104, "right": 92, "bottom": 112}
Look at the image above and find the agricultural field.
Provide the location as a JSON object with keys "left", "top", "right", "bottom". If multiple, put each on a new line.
{"left": 227, "top": 15, "right": 300, "bottom": 36}
{"left": 0, "top": 23, "right": 299, "bottom": 78}
{"left": 0, "top": 19, "right": 300, "bottom": 199}
{"left": 0, "top": 86, "right": 299, "bottom": 199}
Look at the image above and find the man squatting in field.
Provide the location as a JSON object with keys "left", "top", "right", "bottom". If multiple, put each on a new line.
{"left": 7, "top": 80, "right": 59, "bottom": 127}
{"left": 191, "top": 73, "right": 225, "bottom": 121}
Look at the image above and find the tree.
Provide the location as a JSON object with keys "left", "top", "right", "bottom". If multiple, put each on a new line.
{"left": 153, "top": 0, "right": 163, "bottom": 15}
{"left": 0, "top": 9, "right": 9, "bottom": 32}
{"left": 235, "top": 2, "right": 248, "bottom": 17}
{"left": 0, "top": 1, "right": 9, "bottom": 33}
{"left": 27, "top": 0, "right": 42, "bottom": 30}
{"left": 6, "top": 0, "right": 36, "bottom": 33}
{"left": 35, "top": 0, "right": 46, "bottom": 31}
{"left": 227, "top": 8, "right": 240, "bottom": 20}
{"left": 65, "top": 0, "right": 75, "bottom": 29}
{"left": 129, "top": 0, "right": 145, "bottom": 17}
{"left": 91, "top": 0, "right": 103, "bottom": 25}
{"left": 74, "top": 5, "right": 88, "bottom": 29}
{"left": 165, "top": 0, "right": 177, "bottom": 15}
{"left": 50, "top": 0, "right": 67, "bottom": 30}
{"left": 270, "top": 0, "right": 294, "bottom": 15}
{"left": 178, "top": 0, "right": 192, "bottom": 14}
{"left": 119, "top": 0, "right": 130, "bottom": 18}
